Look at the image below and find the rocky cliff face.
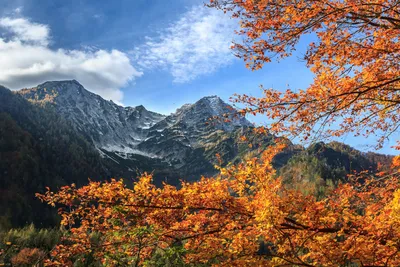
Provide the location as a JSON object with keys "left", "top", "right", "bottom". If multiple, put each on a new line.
{"left": 18, "top": 80, "right": 254, "bottom": 182}
{"left": 18, "top": 80, "right": 165, "bottom": 152}
{"left": 18, "top": 80, "right": 390, "bottom": 186}
{"left": 1, "top": 80, "right": 391, "bottom": 227}
{"left": 0, "top": 80, "right": 391, "bottom": 227}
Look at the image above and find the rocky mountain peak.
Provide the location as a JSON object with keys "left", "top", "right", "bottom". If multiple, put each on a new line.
{"left": 17, "top": 80, "right": 254, "bottom": 171}
{"left": 43, "top": 79, "right": 81, "bottom": 87}
{"left": 18, "top": 80, "right": 93, "bottom": 104}
{"left": 40, "top": 80, "right": 83, "bottom": 92}
{"left": 0, "top": 85, "right": 10, "bottom": 93}
{"left": 17, "top": 80, "right": 166, "bottom": 152}
{"left": 170, "top": 95, "right": 252, "bottom": 131}
{"left": 135, "top": 104, "right": 146, "bottom": 111}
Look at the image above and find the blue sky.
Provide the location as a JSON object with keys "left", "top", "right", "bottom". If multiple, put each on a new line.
{"left": 0, "top": 0, "right": 397, "bottom": 154}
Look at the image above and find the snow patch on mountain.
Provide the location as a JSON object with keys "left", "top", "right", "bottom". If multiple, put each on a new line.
{"left": 18, "top": 80, "right": 253, "bottom": 167}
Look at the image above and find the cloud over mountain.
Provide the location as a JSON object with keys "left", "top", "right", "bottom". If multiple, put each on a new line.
{"left": 0, "top": 16, "right": 142, "bottom": 103}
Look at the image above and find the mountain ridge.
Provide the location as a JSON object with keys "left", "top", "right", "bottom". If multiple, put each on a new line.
{"left": 16, "top": 80, "right": 254, "bottom": 180}
{"left": 0, "top": 80, "right": 394, "bottom": 227}
{"left": 0, "top": 85, "right": 108, "bottom": 227}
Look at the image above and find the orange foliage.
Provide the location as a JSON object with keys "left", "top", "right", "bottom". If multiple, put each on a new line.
{"left": 11, "top": 248, "right": 46, "bottom": 266}
{"left": 37, "top": 144, "right": 400, "bottom": 266}
{"left": 36, "top": 1, "right": 400, "bottom": 265}
{"left": 209, "top": 0, "right": 400, "bottom": 148}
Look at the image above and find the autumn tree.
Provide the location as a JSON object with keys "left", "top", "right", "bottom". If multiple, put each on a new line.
{"left": 36, "top": 0, "right": 400, "bottom": 266}
{"left": 210, "top": 0, "right": 400, "bottom": 147}
{"left": 37, "top": 145, "right": 400, "bottom": 266}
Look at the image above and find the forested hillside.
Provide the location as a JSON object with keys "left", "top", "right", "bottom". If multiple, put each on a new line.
{"left": 0, "top": 82, "right": 393, "bottom": 229}
{"left": 0, "top": 86, "right": 108, "bottom": 228}
{"left": 1, "top": 0, "right": 400, "bottom": 264}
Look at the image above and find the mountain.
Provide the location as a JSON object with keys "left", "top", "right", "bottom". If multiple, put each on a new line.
{"left": 17, "top": 81, "right": 392, "bottom": 184}
{"left": 278, "top": 141, "right": 393, "bottom": 198}
{"left": 0, "top": 80, "right": 392, "bottom": 228}
{"left": 18, "top": 80, "right": 166, "bottom": 151}
{"left": 0, "top": 86, "right": 108, "bottom": 228}
{"left": 18, "top": 81, "right": 254, "bottom": 183}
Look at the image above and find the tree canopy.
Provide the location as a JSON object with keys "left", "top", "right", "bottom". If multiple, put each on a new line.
{"left": 32, "top": 0, "right": 400, "bottom": 266}
{"left": 209, "top": 0, "right": 400, "bottom": 148}
{"left": 37, "top": 147, "right": 400, "bottom": 266}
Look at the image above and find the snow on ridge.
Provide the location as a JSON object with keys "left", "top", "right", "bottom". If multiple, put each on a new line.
{"left": 21, "top": 81, "right": 254, "bottom": 167}
{"left": 102, "top": 144, "right": 161, "bottom": 159}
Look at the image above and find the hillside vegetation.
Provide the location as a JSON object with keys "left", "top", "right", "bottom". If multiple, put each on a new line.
{"left": 0, "top": 87, "right": 107, "bottom": 228}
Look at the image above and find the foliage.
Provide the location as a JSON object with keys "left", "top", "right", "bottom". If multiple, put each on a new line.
{"left": 279, "top": 141, "right": 392, "bottom": 188}
{"left": 37, "top": 144, "right": 400, "bottom": 266}
{"left": 278, "top": 153, "right": 337, "bottom": 198}
{"left": 11, "top": 248, "right": 47, "bottom": 267}
{"left": 1, "top": 83, "right": 389, "bottom": 231}
{"left": 0, "top": 225, "right": 61, "bottom": 266}
{"left": 28, "top": 0, "right": 400, "bottom": 265}
{"left": 209, "top": 0, "right": 400, "bottom": 148}
{"left": 0, "top": 87, "right": 108, "bottom": 228}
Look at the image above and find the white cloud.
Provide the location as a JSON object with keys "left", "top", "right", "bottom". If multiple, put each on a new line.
{"left": 0, "top": 17, "right": 142, "bottom": 103}
{"left": 0, "top": 17, "right": 50, "bottom": 46}
{"left": 133, "top": 5, "right": 237, "bottom": 83}
{"left": 14, "top": 7, "right": 23, "bottom": 15}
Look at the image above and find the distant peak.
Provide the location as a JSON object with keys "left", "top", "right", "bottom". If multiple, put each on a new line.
{"left": 39, "top": 79, "right": 84, "bottom": 87}
{"left": 136, "top": 104, "right": 146, "bottom": 110}
{"left": 173, "top": 96, "right": 228, "bottom": 115}
{"left": 198, "top": 95, "right": 223, "bottom": 103}
{"left": 202, "top": 95, "right": 220, "bottom": 99}
{"left": 195, "top": 95, "right": 229, "bottom": 108}
{"left": 0, "top": 85, "right": 10, "bottom": 91}
{"left": 0, "top": 85, "right": 12, "bottom": 97}
{"left": 16, "top": 80, "right": 96, "bottom": 104}
{"left": 37, "top": 80, "right": 93, "bottom": 96}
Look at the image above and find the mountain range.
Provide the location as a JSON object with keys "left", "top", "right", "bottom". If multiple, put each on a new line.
{"left": 17, "top": 80, "right": 256, "bottom": 183}
{"left": 0, "top": 80, "right": 393, "bottom": 227}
